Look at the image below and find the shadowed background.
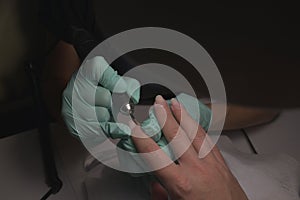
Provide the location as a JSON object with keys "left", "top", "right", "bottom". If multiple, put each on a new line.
{"left": 1, "top": 1, "right": 299, "bottom": 108}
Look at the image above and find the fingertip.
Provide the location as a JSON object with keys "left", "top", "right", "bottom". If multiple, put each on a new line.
{"left": 155, "top": 95, "right": 165, "bottom": 104}
{"left": 154, "top": 95, "right": 170, "bottom": 116}
{"left": 153, "top": 95, "right": 166, "bottom": 114}
{"left": 170, "top": 98, "right": 180, "bottom": 110}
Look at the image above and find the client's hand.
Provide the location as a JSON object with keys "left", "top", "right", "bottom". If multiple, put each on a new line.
{"left": 62, "top": 56, "right": 140, "bottom": 143}
{"left": 131, "top": 95, "right": 248, "bottom": 200}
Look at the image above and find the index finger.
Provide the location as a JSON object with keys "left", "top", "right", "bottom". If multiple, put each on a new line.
{"left": 170, "top": 98, "right": 226, "bottom": 164}
{"left": 154, "top": 95, "right": 198, "bottom": 163}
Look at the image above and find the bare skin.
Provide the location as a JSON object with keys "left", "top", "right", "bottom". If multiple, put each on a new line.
{"left": 41, "top": 41, "right": 80, "bottom": 124}
{"left": 131, "top": 95, "right": 248, "bottom": 200}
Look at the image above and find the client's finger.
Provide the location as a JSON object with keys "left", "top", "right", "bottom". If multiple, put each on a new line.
{"left": 154, "top": 95, "right": 198, "bottom": 163}
{"left": 170, "top": 98, "right": 226, "bottom": 163}
{"left": 131, "top": 125, "right": 181, "bottom": 184}
{"left": 170, "top": 98, "right": 207, "bottom": 153}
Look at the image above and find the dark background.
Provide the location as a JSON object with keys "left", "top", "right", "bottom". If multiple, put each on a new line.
{"left": 0, "top": 1, "right": 300, "bottom": 136}
{"left": 92, "top": 2, "right": 300, "bottom": 108}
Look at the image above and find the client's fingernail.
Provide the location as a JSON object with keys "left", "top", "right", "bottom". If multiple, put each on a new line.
{"left": 155, "top": 95, "right": 165, "bottom": 104}
{"left": 171, "top": 98, "right": 180, "bottom": 110}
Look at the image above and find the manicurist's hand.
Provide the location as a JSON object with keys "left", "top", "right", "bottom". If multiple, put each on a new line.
{"left": 131, "top": 95, "right": 248, "bottom": 200}
{"left": 62, "top": 56, "right": 140, "bottom": 142}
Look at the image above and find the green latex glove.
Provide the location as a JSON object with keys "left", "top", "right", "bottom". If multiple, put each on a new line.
{"left": 62, "top": 56, "right": 140, "bottom": 145}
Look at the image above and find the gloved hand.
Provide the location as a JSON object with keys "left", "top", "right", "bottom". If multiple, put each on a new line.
{"left": 62, "top": 56, "right": 140, "bottom": 145}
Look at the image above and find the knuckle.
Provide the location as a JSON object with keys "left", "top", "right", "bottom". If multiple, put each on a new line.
{"left": 174, "top": 175, "right": 192, "bottom": 196}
